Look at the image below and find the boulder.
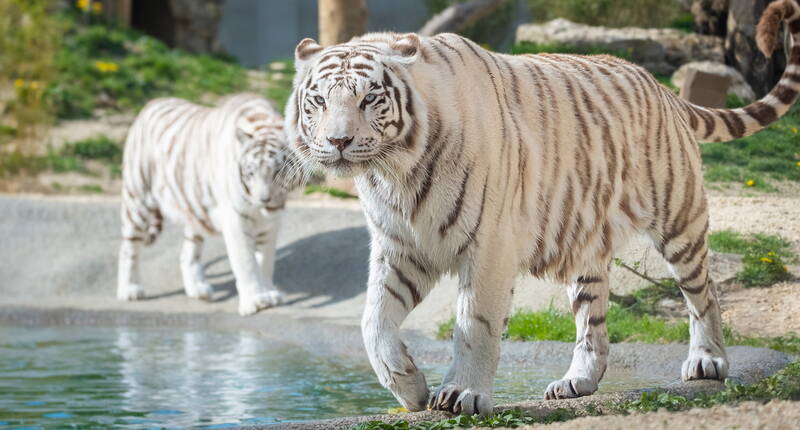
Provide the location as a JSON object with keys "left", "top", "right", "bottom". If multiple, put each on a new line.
{"left": 516, "top": 18, "right": 725, "bottom": 75}
{"left": 672, "top": 61, "right": 756, "bottom": 103}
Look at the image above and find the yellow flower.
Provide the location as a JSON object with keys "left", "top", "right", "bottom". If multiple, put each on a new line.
{"left": 29, "top": 81, "right": 39, "bottom": 90}
{"left": 792, "top": 127, "right": 799, "bottom": 134}
{"left": 386, "top": 407, "right": 408, "bottom": 414}
{"left": 760, "top": 257, "right": 773, "bottom": 263}
{"left": 76, "top": 0, "right": 89, "bottom": 10}
{"left": 14, "top": 79, "right": 24, "bottom": 88}
{"left": 796, "top": 161, "right": 800, "bottom": 167}
{"left": 92, "top": 2, "right": 103, "bottom": 14}
{"left": 745, "top": 179, "right": 755, "bottom": 187}
{"left": 767, "top": 251, "right": 776, "bottom": 257}
{"left": 94, "top": 61, "right": 119, "bottom": 73}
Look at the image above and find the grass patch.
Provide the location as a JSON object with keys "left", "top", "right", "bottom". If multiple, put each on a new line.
{"left": 510, "top": 42, "right": 632, "bottom": 61}
{"left": 349, "top": 408, "right": 577, "bottom": 430}
{"left": 618, "top": 359, "right": 800, "bottom": 413}
{"left": 78, "top": 184, "right": 103, "bottom": 193}
{"left": 304, "top": 184, "right": 358, "bottom": 199}
{"left": 45, "top": 18, "right": 247, "bottom": 119}
{"left": 0, "top": 135, "right": 121, "bottom": 178}
{"left": 709, "top": 230, "right": 795, "bottom": 287}
{"left": 700, "top": 105, "right": 800, "bottom": 189}
{"left": 437, "top": 304, "right": 690, "bottom": 344}
{"left": 66, "top": 135, "right": 122, "bottom": 162}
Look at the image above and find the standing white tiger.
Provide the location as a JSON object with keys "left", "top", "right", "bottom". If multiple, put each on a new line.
{"left": 118, "top": 93, "right": 290, "bottom": 316}
{"left": 285, "top": 0, "right": 800, "bottom": 415}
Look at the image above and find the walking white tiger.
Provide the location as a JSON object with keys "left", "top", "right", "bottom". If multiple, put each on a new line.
{"left": 118, "top": 93, "right": 291, "bottom": 316}
{"left": 285, "top": 0, "right": 800, "bottom": 415}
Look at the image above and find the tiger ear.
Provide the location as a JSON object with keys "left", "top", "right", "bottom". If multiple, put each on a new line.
{"left": 389, "top": 33, "right": 421, "bottom": 65}
{"left": 295, "top": 38, "right": 323, "bottom": 72}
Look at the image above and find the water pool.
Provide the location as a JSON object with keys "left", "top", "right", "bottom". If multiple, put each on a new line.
{"left": 0, "top": 326, "right": 664, "bottom": 429}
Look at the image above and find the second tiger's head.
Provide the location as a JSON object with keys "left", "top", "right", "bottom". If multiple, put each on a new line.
{"left": 287, "top": 33, "right": 424, "bottom": 177}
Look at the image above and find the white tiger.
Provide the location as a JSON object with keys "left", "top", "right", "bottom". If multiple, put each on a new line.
{"left": 118, "top": 93, "right": 291, "bottom": 316}
{"left": 285, "top": 0, "right": 800, "bottom": 415}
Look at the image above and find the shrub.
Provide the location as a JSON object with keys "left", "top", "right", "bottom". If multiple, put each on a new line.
{"left": 0, "top": 0, "right": 63, "bottom": 140}
{"left": 45, "top": 21, "right": 247, "bottom": 119}
{"left": 527, "top": 0, "right": 685, "bottom": 28}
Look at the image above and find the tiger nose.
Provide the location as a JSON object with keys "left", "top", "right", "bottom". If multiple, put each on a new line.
{"left": 327, "top": 136, "right": 354, "bottom": 151}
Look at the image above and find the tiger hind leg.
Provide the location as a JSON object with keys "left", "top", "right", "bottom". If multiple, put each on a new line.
{"left": 180, "top": 227, "right": 214, "bottom": 301}
{"left": 653, "top": 215, "right": 728, "bottom": 381}
{"left": 544, "top": 273, "right": 610, "bottom": 400}
{"left": 118, "top": 194, "right": 163, "bottom": 301}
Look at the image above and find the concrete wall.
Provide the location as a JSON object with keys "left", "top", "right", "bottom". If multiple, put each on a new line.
{"left": 219, "top": 0, "right": 430, "bottom": 67}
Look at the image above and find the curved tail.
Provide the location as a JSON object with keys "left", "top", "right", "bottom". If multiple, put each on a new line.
{"left": 682, "top": 0, "right": 800, "bottom": 143}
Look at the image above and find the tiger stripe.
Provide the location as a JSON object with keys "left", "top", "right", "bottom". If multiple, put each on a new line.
{"left": 287, "top": 3, "right": 799, "bottom": 413}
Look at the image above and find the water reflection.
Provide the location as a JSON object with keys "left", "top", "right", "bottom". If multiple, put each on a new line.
{"left": 0, "top": 326, "right": 668, "bottom": 429}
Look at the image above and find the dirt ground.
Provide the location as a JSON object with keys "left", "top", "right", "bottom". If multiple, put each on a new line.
{"left": 513, "top": 400, "right": 800, "bottom": 430}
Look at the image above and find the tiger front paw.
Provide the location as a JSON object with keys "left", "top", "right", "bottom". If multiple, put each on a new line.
{"left": 117, "top": 283, "right": 145, "bottom": 301}
{"left": 238, "top": 290, "right": 285, "bottom": 316}
{"left": 544, "top": 377, "right": 598, "bottom": 400}
{"left": 429, "top": 384, "right": 493, "bottom": 416}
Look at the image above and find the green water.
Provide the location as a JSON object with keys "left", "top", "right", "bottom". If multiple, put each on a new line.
{"left": 0, "top": 326, "right": 664, "bottom": 429}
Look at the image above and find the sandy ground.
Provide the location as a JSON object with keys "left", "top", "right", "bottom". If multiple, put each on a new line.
{"left": 513, "top": 400, "right": 800, "bottom": 430}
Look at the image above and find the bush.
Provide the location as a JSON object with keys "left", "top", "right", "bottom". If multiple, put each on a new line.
{"left": 0, "top": 0, "right": 63, "bottom": 140}
{"left": 527, "top": 0, "right": 686, "bottom": 28}
{"left": 45, "top": 21, "right": 247, "bottom": 119}
{"left": 66, "top": 136, "right": 121, "bottom": 161}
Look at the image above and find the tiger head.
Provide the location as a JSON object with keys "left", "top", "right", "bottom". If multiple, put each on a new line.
{"left": 235, "top": 112, "right": 289, "bottom": 212}
{"left": 286, "top": 33, "right": 425, "bottom": 177}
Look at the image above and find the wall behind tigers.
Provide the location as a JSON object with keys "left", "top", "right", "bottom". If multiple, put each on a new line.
{"left": 218, "top": 0, "right": 430, "bottom": 67}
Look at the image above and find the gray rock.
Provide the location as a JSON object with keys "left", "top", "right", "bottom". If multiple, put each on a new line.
{"left": 516, "top": 18, "right": 724, "bottom": 75}
{"left": 672, "top": 61, "right": 755, "bottom": 103}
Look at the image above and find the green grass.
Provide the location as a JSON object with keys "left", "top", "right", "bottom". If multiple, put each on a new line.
{"left": 78, "top": 184, "right": 103, "bottom": 193}
{"left": 618, "top": 359, "right": 800, "bottom": 413}
{"left": 304, "top": 184, "right": 358, "bottom": 199}
{"left": 349, "top": 408, "right": 577, "bottom": 430}
{"left": 437, "top": 304, "right": 690, "bottom": 344}
{"left": 45, "top": 20, "right": 247, "bottom": 119}
{"left": 0, "top": 135, "right": 121, "bottom": 178}
{"left": 700, "top": 106, "right": 800, "bottom": 189}
{"left": 708, "top": 230, "right": 795, "bottom": 287}
{"left": 709, "top": 230, "right": 795, "bottom": 257}
{"left": 510, "top": 42, "right": 632, "bottom": 61}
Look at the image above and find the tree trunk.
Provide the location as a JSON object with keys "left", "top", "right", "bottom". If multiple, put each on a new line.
{"left": 418, "top": 0, "right": 505, "bottom": 36}
{"left": 318, "top": 0, "right": 368, "bottom": 46}
{"left": 725, "top": 0, "right": 785, "bottom": 98}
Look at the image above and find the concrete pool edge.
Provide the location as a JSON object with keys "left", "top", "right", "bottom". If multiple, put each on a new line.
{"left": 254, "top": 364, "right": 793, "bottom": 430}
{"left": 2, "top": 306, "right": 792, "bottom": 429}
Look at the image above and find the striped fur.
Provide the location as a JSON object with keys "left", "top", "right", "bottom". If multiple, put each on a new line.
{"left": 286, "top": 0, "right": 800, "bottom": 415}
{"left": 118, "top": 93, "right": 291, "bottom": 316}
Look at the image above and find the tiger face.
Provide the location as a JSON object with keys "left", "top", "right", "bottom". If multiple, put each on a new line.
{"left": 289, "top": 34, "right": 422, "bottom": 177}
{"left": 236, "top": 125, "right": 288, "bottom": 211}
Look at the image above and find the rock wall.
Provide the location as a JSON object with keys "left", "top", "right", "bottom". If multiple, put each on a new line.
{"left": 515, "top": 19, "right": 725, "bottom": 76}
{"left": 169, "top": 0, "right": 225, "bottom": 53}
